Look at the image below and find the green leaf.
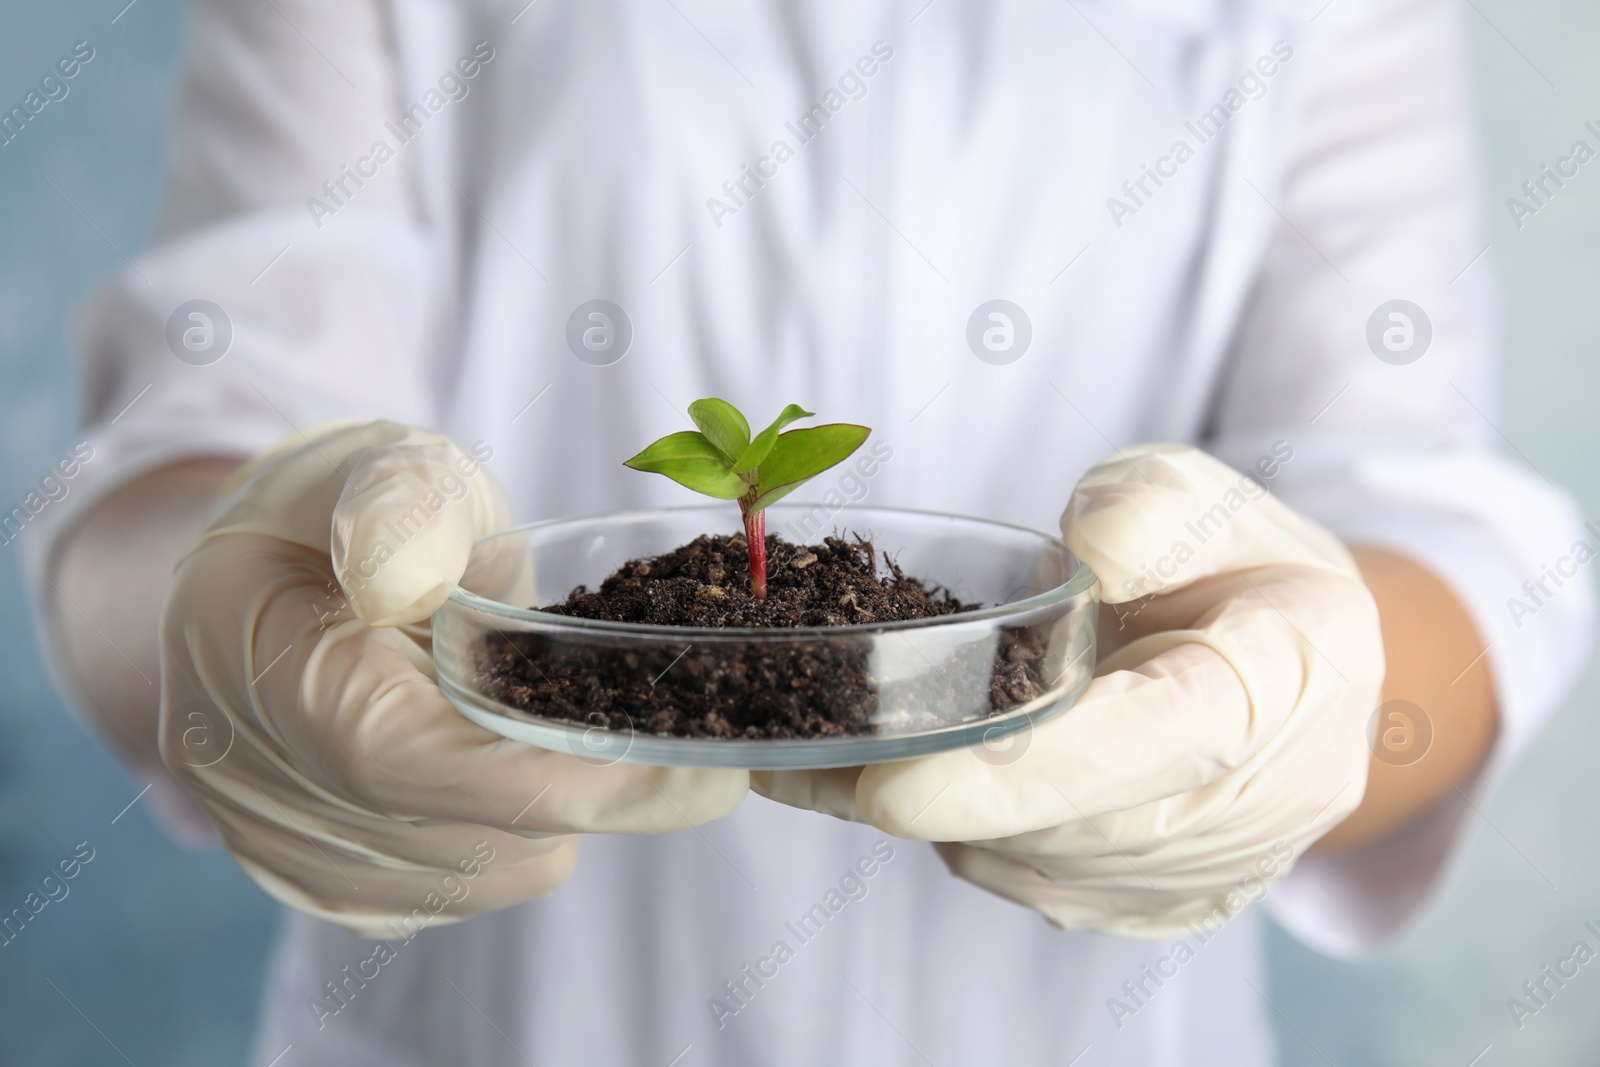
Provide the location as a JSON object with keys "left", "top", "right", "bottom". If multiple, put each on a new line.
{"left": 623, "top": 431, "right": 746, "bottom": 499}
{"left": 687, "top": 398, "right": 750, "bottom": 463}
{"left": 733, "top": 403, "right": 813, "bottom": 472}
{"left": 748, "top": 424, "right": 870, "bottom": 512}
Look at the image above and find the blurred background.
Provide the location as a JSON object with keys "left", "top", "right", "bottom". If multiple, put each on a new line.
{"left": 1, "top": 1, "right": 1597, "bottom": 1063}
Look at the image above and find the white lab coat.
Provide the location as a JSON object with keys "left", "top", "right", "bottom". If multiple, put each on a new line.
{"left": 23, "top": 0, "right": 1594, "bottom": 1063}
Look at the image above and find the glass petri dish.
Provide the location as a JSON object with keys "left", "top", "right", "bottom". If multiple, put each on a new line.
{"left": 432, "top": 504, "right": 1098, "bottom": 769}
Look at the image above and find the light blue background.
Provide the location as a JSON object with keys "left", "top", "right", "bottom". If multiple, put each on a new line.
{"left": 1, "top": 1, "right": 1596, "bottom": 1063}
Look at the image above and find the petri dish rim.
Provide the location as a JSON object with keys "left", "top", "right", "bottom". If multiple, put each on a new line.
{"left": 447, "top": 502, "right": 1100, "bottom": 638}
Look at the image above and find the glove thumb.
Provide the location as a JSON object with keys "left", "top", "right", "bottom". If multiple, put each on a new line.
{"left": 331, "top": 435, "right": 511, "bottom": 627}
{"left": 1061, "top": 443, "right": 1356, "bottom": 605}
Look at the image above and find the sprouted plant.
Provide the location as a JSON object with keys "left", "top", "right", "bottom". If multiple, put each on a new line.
{"left": 624, "top": 399, "right": 870, "bottom": 599}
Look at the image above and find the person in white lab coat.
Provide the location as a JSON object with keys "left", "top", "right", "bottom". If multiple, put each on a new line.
{"left": 23, "top": 0, "right": 1594, "bottom": 1064}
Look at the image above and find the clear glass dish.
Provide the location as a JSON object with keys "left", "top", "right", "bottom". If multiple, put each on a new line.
{"left": 432, "top": 504, "right": 1098, "bottom": 769}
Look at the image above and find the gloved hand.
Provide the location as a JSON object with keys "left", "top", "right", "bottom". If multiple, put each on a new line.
{"left": 160, "top": 420, "right": 748, "bottom": 936}
{"left": 755, "top": 444, "right": 1384, "bottom": 937}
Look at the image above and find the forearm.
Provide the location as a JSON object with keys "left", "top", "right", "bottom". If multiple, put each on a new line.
{"left": 49, "top": 458, "right": 240, "bottom": 771}
{"left": 1317, "top": 545, "right": 1499, "bottom": 850}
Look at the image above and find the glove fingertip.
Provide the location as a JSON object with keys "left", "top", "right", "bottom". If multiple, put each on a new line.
{"left": 630, "top": 767, "right": 751, "bottom": 830}
{"left": 331, "top": 450, "right": 486, "bottom": 627}
{"left": 347, "top": 577, "right": 455, "bottom": 629}
{"left": 855, "top": 771, "right": 958, "bottom": 841}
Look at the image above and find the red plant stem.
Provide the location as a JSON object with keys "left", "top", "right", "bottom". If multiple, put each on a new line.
{"left": 743, "top": 506, "right": 768, "bottom": 599}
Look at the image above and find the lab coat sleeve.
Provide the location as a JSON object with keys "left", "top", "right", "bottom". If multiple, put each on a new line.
{"left": 19, "top": 0, "right": 446, "bottom": 837}
{"left": 1202, "top": 0, "right": 1594, "bottom": 956}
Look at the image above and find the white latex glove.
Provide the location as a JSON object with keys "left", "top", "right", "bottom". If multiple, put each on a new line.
{"left": 755, "top": 444, "right": 1383, "bottom": 937}
{"left": 160, "top": 420, "right": 748, "bottom": 936}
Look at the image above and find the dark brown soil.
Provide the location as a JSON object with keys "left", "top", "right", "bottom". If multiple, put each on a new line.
{"left": 545, "top": 534, "right": 972, "bottom": 628}
{"left": 474, "top": 533, "right": 1050, "bottom": 740}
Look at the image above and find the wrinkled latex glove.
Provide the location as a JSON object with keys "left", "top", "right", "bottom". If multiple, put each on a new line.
{"left": 755, "top": 444, "right": 1383, "bottom": 937}
{"left": 160, "top": 421, "right": 748, "bottom": 936}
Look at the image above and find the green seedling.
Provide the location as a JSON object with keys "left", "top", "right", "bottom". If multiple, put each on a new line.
{"left": 625, "top": 399, "right": 870, "bottom": 599}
